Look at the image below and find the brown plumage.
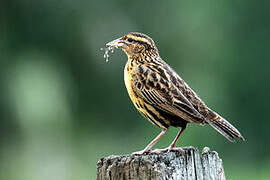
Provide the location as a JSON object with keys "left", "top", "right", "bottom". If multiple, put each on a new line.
{"left": 106, "top": 32, "right": 244, "bottom": 154}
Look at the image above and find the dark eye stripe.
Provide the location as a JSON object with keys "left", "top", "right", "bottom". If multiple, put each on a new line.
{"left": 127, "top": 36, "right": 152, "bottom": 49}
{"left": 128, "top": 37, "right": 147, "bottom": 44}
{"left": 137, "top": 40, "right": 151, "bottom": 49}
{"left": 136, "top": 40, "right": 146, "bottom": 45}
{"left": 134, "top": 39, "right": 151, "bottom": 48}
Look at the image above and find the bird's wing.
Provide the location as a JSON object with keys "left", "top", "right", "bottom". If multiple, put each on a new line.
{"left": 134, "top": 64, "right": 204, "bottom": 124}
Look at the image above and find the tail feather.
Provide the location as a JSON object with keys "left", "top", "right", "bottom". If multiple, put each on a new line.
{"left": 206, "top": 113, "right": 245, "bottom": 142}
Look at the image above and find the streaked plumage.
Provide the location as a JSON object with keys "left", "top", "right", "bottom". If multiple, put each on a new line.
{"left": 106, "top": 32, "right": 244, "bottom": 154}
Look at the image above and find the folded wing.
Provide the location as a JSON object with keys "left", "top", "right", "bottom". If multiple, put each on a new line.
{"left": 133, "top": 64, "right": 205, "bottom": 124}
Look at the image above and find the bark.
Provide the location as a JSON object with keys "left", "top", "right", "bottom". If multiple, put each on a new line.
{"left": 96, "top": 146, "right": 225, "bottom": 180}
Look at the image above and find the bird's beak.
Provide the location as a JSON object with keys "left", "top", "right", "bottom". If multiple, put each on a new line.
{"left": 106, "top": 38, "right": 125, "bottom": 48}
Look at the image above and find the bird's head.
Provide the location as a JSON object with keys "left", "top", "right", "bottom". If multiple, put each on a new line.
{"left": 106, "top": 32, "right": 159, "bottom": 58}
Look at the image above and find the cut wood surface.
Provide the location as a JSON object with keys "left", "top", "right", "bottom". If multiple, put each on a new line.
{"left": 96, "top": 146, "right": 226, "bottom": 180}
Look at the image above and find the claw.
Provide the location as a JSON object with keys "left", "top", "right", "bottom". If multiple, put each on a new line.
{"left": 132, "top": 149, "right": 151, "bottom": 155}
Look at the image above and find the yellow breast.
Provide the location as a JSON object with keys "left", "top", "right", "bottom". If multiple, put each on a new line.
{"left": 124, "top": 61, "right": 169, "bottom": 129}
{"left": 124, "top": 62, "right": 146, "bottom": 114}
{"left": 124, "top": 62, "right": 137, "bottom": 105}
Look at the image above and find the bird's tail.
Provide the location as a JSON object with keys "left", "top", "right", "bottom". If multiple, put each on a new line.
{"left": 205, "top": 110, "right": 245, "bottom": 142}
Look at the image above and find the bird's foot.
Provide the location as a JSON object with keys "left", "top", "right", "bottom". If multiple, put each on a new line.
{"left": 132, "top": 149, "right": 151, "bottom": 155}
{"left": 151, "top": 146, "right": 184, "bottom": 154}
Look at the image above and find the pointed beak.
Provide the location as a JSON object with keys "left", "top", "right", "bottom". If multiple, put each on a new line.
{"left": 106, "top": 38, "right": 125, "bottom": 48}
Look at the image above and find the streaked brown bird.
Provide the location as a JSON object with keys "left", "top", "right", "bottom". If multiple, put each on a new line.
{"left": 106, "top": 32, "right": 244, "bottom": 155}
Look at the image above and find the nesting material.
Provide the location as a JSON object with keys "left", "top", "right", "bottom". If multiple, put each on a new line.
{"left": 101, "top": 46, "right": 115, "bottom": 62}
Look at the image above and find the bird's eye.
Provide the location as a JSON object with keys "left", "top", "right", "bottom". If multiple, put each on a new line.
{"left": 127, "top": 38, "right": 134, "bottom": 43}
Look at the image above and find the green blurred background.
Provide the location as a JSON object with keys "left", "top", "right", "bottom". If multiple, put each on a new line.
{"left": 1, "top": 0, "right": 269, "bottom": 179}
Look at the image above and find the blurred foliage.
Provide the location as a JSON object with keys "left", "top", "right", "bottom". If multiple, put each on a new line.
{"left": 0, "top": 0, "right": 269, "bottom": 179}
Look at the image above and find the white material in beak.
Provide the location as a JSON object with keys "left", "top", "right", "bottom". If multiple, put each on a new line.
{"left": 106, "top": 38, "right": 124, "bottom": 48}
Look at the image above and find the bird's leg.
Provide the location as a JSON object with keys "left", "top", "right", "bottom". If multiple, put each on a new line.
{"left": 167, "top": 124, "right": 187, "bottom": 152}
{"left": 152, "top": 124, "right": 187, "bottom": 154}
{"left": 132, "top": 129, "right": 167, "bottom": 155}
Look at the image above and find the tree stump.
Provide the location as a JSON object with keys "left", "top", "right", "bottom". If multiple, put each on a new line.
{"left": 96, "top": 146, "right": 225, "bottom": 180}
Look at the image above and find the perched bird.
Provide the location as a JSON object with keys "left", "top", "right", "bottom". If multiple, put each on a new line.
{"left": 106, "top": 32, "right": 244, "bottom": 155}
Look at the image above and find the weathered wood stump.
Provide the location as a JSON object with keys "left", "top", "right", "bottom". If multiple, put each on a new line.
{"left": 96, "top": 146, "right": 225, "bottom": 180}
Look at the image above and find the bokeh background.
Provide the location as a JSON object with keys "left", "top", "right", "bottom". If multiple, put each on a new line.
{"left": 1, "top": 0, "right": 269, "bottom": 179}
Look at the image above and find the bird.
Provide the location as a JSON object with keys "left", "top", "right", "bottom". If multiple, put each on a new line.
{"left": 106, "top": 32, "right": 244, "bottom": 155}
